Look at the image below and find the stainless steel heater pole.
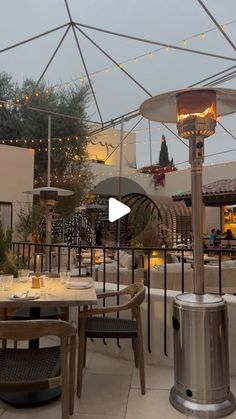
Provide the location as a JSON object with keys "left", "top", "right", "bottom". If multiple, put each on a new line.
{"left": 170, "top": 137, "right": 235, "bottom": 418}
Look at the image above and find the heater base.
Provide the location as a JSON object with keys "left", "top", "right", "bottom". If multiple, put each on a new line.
{"left": 170, "top": 387, "right": 235, "bottom": 418}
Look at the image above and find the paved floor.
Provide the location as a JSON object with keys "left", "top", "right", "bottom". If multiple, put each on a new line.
{"left": 0, "top": 350, "right": 236, "bottom": 419}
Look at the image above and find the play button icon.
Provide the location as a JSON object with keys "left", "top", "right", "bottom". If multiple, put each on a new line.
{"left": 109, "top": 198, "right": 131, "bottom": 222}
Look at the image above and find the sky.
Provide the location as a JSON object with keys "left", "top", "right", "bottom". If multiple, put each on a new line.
{"left": 0, "top": 0, "right": 236, "bottom": 169}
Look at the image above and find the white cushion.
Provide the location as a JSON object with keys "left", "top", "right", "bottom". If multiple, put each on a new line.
{"left": 120, "top": 253, "right": 132, "bottom": 269}
{"left": 221, "top": 260, "right": 236, "bottom": 267}
{"left": 98, "top": 262, "right": 129, "bottom": 272}
{"left": 82, "top": 257, "right": 91, "bottom": 263}
{"left": 98, "top": 262, "right": 117, "bottom": 272}
{"left": 114, "top": 250, "right": 126, "bottom": 261}
{"left": 158, "top": 263, "right": 192, "bottom": 272}
{"left": 81, "top": 252, "right": 90, "bottom": 257}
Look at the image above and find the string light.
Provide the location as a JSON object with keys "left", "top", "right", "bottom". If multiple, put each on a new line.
{"left": 0, "top": 18, "right": 234, "bottom": 108}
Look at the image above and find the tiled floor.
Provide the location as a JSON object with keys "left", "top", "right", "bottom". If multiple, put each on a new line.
{"left": 0, "top": 351, "right": 236, "bottom": 419}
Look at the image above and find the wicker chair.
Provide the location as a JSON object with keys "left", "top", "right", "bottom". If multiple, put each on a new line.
{"left": 0, "top": 319, "right": 76, "bottom": 419}
{"left": 77, "top": 282, "right": 146, "bottom": 397}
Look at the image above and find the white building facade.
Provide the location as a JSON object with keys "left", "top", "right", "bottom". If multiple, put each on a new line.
{"left": 0, "top": 144, "right": 34, "bottom": 239}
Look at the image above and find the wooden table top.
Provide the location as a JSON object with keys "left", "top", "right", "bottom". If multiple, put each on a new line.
{"left": 0, "top": 277, "right": 97, "bottom": 308}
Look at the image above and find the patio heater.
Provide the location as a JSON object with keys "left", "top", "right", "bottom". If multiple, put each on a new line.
{"left": 140, "top": 88, "right": 236, "bottom": 418}
{"left": 24, "top": 115, "right": 74, "bottom": 269}
{"left": 85, "top": 203, "right": 107, "bottom": 244}
{"left": 24, "top": 186, "right": 74, "bottom": 270}
{"left": 84, "top": 203, "right": 106, "bottom": 269}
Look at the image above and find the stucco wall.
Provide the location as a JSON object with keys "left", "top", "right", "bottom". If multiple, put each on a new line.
{"left": 0, "top": 145, "right": 34, "bottom": 239}
{"left": 90, "top": 162, "right": 156, "bottom": 196}
{"left": 88, "top": 128, "right": 136, "bottom": 169}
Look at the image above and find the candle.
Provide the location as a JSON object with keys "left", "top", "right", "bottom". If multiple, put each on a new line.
{"left": 35, "top": 254, "right": 41, "bottom": 274}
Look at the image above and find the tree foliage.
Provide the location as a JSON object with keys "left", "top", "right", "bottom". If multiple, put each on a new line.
{"left": 15, "top": 203, "right": 43, "bottom": 241}
{"left": 0, "top": 72, "right": 93, "bottom": 217}
{"left": 159, "top": 134, "right": 174, "bottom": 167}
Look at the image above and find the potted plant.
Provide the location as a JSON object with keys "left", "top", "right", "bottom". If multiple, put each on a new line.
{"left": 0, "top": 222, "right": 28, "bottom": 277}
{"left": 129, "top": 209, "right": 167, "bottom": 269}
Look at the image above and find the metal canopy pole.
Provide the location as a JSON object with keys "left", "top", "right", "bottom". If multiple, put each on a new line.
{"left": 45, "top": 115, "right": 52, "bottom": 270}
{"left": 47, "top": 114, "right": 51, "bottom": 187}
{"left": 117, "top": 117, "right": 124, "bottom": 247}
{"left": 148, "top": 120, "right": 153, "bottom": 166}
{"left": 45, "top": 114, "right": 52, "bottom": 247}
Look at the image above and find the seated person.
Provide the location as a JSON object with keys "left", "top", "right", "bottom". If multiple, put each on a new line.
{"left": 225, "top": 229, "right": 234, "bottom": 240}
{"left": 209, "top": 228, "right": 217, "bottom": 246}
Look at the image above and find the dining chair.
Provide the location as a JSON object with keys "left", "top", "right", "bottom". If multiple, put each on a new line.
{"left": 0, "top": 319, "right": 76, "bottom": 419}
{"left": 77, "top": 282, "right": 146, "bottom": 397}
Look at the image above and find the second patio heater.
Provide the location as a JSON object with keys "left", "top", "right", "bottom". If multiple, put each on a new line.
{"left": 140, "top": 88, "right": 236, "bottom": 418}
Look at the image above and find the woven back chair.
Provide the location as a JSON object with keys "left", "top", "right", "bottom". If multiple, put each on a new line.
{"left": 0, "top": 319, "right": 76, "bottom": 419}
{"left": 77, "top": 282, "right": 146, "bottom": 397}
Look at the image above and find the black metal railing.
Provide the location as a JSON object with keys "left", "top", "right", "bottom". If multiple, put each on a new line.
{"left": 11, "top": 241, "right": 236, "bottom": 356}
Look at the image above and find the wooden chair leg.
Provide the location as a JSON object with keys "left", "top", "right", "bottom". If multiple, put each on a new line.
{"left": 2, "top": 308, "right": 7, "bottom": 349}
{"left": 1, "top": 339, "right": 6, "bottom": 349}
{"left": 83, "top": 337, "right": 87, "bottom": 368}
{"left": 133, "top": 338, "right": 139, "bottom": 368}
{"left": 77, "top": 319, "right": 86, "bottom": 397}
{"left": 137, "top": 312, "right": 146, "bottom": 395}
{"left": 61, "top": 307, "right": 69, "bottom": 322}
{"left": 69, "top": 335, "right": 76, "bottom": 416}
{"left": 61, "top": 340, "right": 70, "bottom": 419}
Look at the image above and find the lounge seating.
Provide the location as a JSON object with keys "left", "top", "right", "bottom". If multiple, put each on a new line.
{"left": 149, "top": 263, "right": 194, "bottom": 292}
{"left": 97, "top": 250, "right": 144, "bottom": 285}
{"left": 204, "top": 260, "right": 236, "bottom": 293}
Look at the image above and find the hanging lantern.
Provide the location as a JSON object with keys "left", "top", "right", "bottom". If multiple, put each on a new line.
{"left": 176, "top": 90, "right": 217, "bottom": 139}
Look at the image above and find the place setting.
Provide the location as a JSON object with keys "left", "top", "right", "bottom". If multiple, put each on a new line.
{"left": 60, "top": 271, "right": 93, "bottom": 289}
{"left": 9, "top": 291, "right": 40, "bottom": 301}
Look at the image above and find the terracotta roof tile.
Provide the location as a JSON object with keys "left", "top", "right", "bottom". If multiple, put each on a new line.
{"left": 173, "top": 179, "right": 236, "bottom": 199}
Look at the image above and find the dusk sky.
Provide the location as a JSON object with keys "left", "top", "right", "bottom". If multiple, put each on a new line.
{"left": 0, "top": 0, "right": 236, "bottom": 168}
